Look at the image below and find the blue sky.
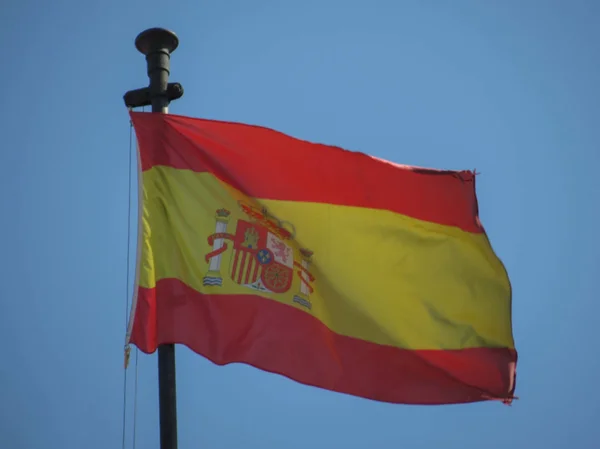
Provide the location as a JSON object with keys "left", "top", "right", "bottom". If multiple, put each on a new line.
{"left": 1, "top": 0, "right": 598, "bottom": 448}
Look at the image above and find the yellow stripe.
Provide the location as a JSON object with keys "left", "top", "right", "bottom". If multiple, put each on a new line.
{"left": 140, "top": 166, "right": 513, "bottom": 350}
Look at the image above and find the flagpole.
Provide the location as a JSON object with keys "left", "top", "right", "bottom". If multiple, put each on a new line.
{"left": 124, "top": 27, "right": 184, "bottom": 449}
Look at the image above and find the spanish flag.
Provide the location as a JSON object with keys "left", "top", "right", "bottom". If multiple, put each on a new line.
{"left": 126, "top": 111, "right": 517, "bottom": 405}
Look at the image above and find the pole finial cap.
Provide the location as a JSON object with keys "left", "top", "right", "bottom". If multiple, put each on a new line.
{"left": 135, "top": 28, "right": 179, "bottom": 55}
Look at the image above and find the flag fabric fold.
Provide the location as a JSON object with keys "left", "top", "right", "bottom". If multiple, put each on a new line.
{"left": 126, "top": 111, "right": 517, "bottom": 405}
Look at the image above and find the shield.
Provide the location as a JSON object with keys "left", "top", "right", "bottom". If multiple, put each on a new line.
{"left": 230, "top": 219, "right": 294, "bottom": 293}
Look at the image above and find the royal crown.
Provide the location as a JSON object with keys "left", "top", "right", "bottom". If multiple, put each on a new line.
{"left": 238, "top": 201, "right": 294, "bottom": 240}
{"left": 299, "top": 248, "right": 313, "bottom": 259}
{"left": 216, "top": 208, "right": 231, "bottom": 218}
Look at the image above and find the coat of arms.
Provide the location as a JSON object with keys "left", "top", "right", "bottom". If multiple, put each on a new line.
{"left": 202, "top": 201, "right": 314, "bottom": 309}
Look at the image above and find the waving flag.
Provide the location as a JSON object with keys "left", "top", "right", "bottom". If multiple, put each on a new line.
{"left": 126, "top": 111, "right": 517, "bottom": 405}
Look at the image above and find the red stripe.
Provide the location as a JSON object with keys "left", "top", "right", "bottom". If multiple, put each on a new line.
{"left": 130, "top": 279, "right": 517, "bottom": 405}
{"left": 251, "top": 259, "right": 259, "bottom": 284}
{"left": 231, "top": 250, "right": 240, "bottom": 282}
{"left": 237, "top": 251, "right": 247, "bottom": 284}
{"left": 130, "top": 112, "right": 483, "bottom": 234}
{"left": 244, "top": 256, "right": 253, "bottom": 285}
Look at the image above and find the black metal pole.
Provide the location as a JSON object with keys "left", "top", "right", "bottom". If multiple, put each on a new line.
{"left": 126, "top": 27, "right": 183, "bottom": 449}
